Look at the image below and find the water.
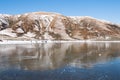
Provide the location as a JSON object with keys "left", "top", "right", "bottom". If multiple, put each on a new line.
{"left": 0, "top": 42, "right": 120, "bottom": 80}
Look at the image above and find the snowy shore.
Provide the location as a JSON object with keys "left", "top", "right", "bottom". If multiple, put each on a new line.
{"left": 0, "top": 40, "right": 120, "bottom": 44}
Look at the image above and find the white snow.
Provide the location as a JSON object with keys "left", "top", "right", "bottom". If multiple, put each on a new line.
{"left": 0, "top": 40, "right": 120, "bottom": 45}
{"left": 0, "top": 28, "right": 16, "bottom": 37}
{"left": 24, "top": 32, "right": 36, "bottom": 38}
{"left": 69, "top": 16, "right": 112, "bottom": 24}
{"left": 16, "top": 28, "right": 24, "bottom": 33}
{"left": 0, "top": 18, "right": 9, "bottom": 25}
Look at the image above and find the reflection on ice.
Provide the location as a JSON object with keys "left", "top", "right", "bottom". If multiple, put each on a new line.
{"left": 0, "top": 42, "right": 120, "bottom": 70}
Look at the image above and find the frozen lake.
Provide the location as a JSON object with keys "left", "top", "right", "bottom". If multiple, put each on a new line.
{"left": 0, "top": 42, "right": 120, "bottom": 80}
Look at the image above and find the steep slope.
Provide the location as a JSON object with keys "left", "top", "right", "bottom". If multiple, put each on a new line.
{"left": 0, "top": 12, "right": 120, "bottom": 41}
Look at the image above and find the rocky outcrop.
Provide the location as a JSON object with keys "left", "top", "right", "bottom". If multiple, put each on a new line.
{"left": 0, "top": 12, "right": 120, "bottom": 40}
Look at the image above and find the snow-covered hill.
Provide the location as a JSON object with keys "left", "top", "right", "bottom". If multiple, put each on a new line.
{"left": 0, "top": 12, "right": 120, "bottom": 41}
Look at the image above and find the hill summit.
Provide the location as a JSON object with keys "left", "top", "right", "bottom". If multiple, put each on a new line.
{"left": 0, "top": 12, "right": 120, "bottom": 41}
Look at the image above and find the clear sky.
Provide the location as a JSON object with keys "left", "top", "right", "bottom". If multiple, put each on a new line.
{"left": 0, "top": 0, "right": 120, "bottom": 23}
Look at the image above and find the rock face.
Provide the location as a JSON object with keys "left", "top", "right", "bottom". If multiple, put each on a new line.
{"left": 0, "top": 12, "right": 120, "bottom": 40}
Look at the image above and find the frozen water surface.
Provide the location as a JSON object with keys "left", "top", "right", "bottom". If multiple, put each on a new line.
{"left": 0, "top": 42, "right": 120, "bottom": 80}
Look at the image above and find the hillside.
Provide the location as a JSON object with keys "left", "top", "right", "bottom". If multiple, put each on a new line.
{"left": 0, "top": 12, "right": 120, "bottom": 41}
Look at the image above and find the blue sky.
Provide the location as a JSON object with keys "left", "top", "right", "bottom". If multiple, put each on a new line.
{"left": 0, "top": 0, "right": 120, "bottom": 23}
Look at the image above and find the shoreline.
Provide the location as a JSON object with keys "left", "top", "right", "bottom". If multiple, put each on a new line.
{"left": 1, "top": 40, "right": 120, "bottom": 44}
